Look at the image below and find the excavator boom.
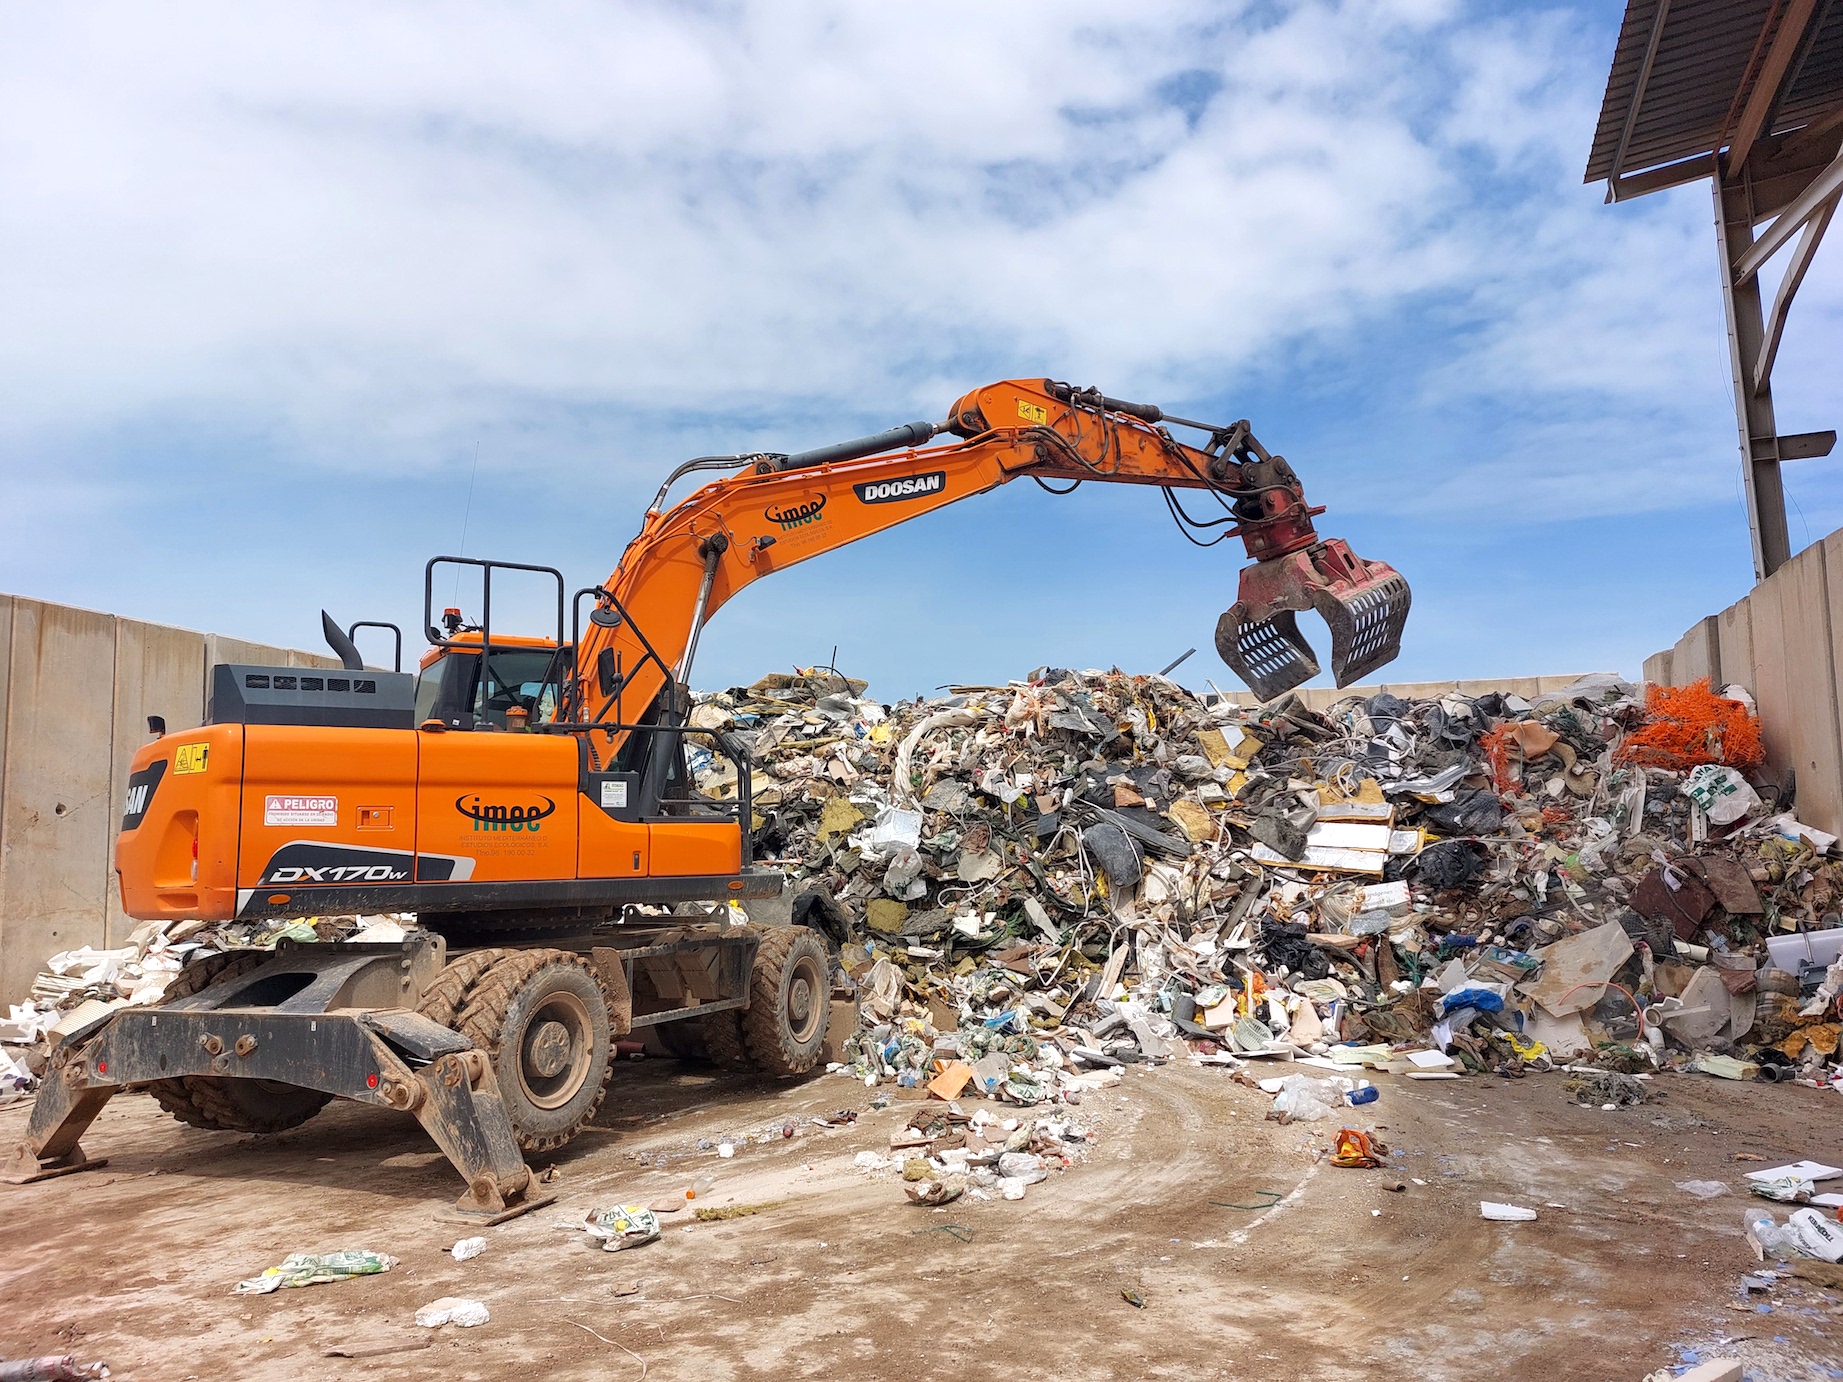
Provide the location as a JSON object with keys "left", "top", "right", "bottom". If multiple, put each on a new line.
{"left": 573, "top": 377, "right": 1407, "bottom": 730}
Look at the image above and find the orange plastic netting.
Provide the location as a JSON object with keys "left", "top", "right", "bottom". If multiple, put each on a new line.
{"left": 1617, "top": 678, "right": 1764, "bottom": 770}
{"left": 1479, "top": 723, "right": 1520, "bottom": 793}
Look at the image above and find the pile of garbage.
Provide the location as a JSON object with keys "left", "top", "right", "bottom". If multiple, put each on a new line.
{"left": 1, "top": 914, "right": 408, "bottom": 1104}
{"left": 693, "top": 667, "right": 1843, "bottom": 1106}
{"left": 8, "top": 667, "right": 1841, "bottom": 1119}
{"left": 850, "top": 1103, "right": 1092, "bottom": 1204}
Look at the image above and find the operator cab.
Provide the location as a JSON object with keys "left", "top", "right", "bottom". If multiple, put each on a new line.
{"left": 416, "top": 631, "right": 563, "bottom": 731}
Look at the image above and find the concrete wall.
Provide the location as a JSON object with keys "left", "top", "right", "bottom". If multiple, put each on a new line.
{"left": 1208, "top": 674, "right": 1598, "bottom": 713}
{"left": 0, "top": 594, "right": 336, "bottom": 1005}
{"left": 1644, "top": 529, "right": 1843, "bottom": 836}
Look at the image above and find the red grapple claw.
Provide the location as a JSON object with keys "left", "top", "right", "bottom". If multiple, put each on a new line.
{"left": 1216, "top": 540, "right": 1411, "bottom": 702}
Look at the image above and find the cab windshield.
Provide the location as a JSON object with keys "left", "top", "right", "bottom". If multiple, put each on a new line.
{"left": 415, "top": 647, "right": 560, "bottom": 728}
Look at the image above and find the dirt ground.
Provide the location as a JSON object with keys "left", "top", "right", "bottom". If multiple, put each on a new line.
{"left": 5, "top": 1057, "right": 1842, "bottom": 1382}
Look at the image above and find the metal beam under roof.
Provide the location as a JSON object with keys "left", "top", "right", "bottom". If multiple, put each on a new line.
{"left": 1587, "top": 0, "right": 1843, "bottom": 582}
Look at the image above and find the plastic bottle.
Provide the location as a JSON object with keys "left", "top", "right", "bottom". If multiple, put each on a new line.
{"left": 1743, "top": 1206, "right": 1800, "bottom": 1260}
{"left": 687, "top": 1174, "right": 715, "bottom": 1201}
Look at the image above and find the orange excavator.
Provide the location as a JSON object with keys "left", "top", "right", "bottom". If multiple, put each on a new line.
{"left": 6, "top": 378, "right": 1408, "bottom": 1211}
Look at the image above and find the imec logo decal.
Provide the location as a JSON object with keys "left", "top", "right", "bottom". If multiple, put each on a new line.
{"left": 764, "top": 495, "right": 826, "bottom": 531}
{"left": 456, "top": 795, "right": 557, "bottom": 832}
{"left": 854, "top": 471, "right": 945, "bottom": 505}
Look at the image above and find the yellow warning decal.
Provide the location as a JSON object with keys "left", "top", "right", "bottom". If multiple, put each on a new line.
{"left": 174, "top": 743, "right": 209, "bottom": 775}
{"left": 1017, "top": 400, "right": 1048, "bottom": 425}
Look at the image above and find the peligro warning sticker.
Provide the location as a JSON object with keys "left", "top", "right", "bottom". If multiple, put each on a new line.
{"left": 265, "top": 794, "right": 337, "bottom": 827}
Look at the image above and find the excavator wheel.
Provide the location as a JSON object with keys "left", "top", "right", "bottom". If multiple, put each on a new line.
{"left": 701, "top": 1009, "right": 758, "bottom": 1072}
{"left": 455, "top": 950, "right": 614, "bottom": 1154}
{"left": 649, "top": 1012, "right": 756, "bottom": 1071}
{"left": 741, "top": 926, "right": 831, "bottom": 1078}
{"left": 649, "top": 1015, "right": 709, "bottom": 1061}
{"left": 146, "top": 952, "right": 334, "bottom": 1134}
{"left": 415, "top": 948, "right": 513, "bottom": 1029}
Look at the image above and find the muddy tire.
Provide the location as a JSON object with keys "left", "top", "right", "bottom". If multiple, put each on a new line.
{"left": 456, "top": 950, "right": 613, "bottom": 1153}
{"left": 702, "top": 1009, "right": 757, "bottom": 1072}
{"left": 147, "top": 952, "right": 334, "bottom": 1134}
{"left": 651, "top": 1016, "right": 709, "bottom": 1061}
{"left": 741, "top": 926, "right": 830, "bottom": 1077}
{"left": 416, "top": 948, "right": 512, "bottom": 1029}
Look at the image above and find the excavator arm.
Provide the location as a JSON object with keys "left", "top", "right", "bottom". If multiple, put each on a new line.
{"left": 568, "top": 378, "right": 1408, "bottom": 739}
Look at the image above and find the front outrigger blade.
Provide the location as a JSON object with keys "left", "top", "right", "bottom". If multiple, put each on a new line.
{"left": 1215, "top": 538, "right": 1411, "bottom": 702}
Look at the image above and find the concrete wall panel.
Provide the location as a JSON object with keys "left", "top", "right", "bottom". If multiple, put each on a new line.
{"left": 0, "top": 600, "right": 119, "bottom": 1004}
{"left": 106, "top": 621, "right": 208, "bottom": 945}
{"left": 1779, "top": 543, "right": 1843, "bottom": 833}
{"left": 1719, "top": 599, "right": 1754, "bottom": 694}
{"left": 1651, "top": 530, "right": 1843, "bottom": 836}
{"left": 1747, "top": 562, "right": 1796, "bottom": 793}
{"left": 0, "top": 596, "right": 12, "bottom": 867}
{"left": 0, "top": 593, "right": 341, "bottom": 1004}
{"left": 204, "top": 634, "right": 289, "bottom": 670}
{"left": 1671, "top": 616, "right": 1722, "bottom": 687}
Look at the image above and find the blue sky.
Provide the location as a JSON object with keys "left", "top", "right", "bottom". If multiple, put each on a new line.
{"left": 2, "top": 1, "right": 1838, "bottom": 700}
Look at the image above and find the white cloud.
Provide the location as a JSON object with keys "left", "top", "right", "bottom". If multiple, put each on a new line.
{"left": 0, "top": 0, "right": 1577, "bottom": 474}
{"left": 2, "top": 0, "right": 1837, "bottom": 692}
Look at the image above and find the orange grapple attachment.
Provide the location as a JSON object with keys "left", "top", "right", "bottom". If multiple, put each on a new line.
{"left": 1210, "top": 448, "right": 1410, "bottom": 702}
{"left": 1216, "top": 540, "right": 1411, "bottom": 702}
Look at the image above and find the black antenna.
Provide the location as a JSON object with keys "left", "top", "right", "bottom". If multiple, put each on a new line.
{"left": 453, "top": 435, "right": 481, "bottom": 603}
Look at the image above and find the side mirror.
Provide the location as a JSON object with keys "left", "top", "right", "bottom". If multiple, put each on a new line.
{"left": 596, "top": 647, "right": 621, "bottom": 697}
{"left": 147, "top": 715, "right": 166, "bottom": 738}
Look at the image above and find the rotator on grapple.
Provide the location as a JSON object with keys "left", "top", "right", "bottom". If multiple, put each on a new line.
{"left": 1197, "top": 419, "right": 1410, "bottom": 701}
{"left": 1026, "top": 383, "right": 1410, "bottom": 701}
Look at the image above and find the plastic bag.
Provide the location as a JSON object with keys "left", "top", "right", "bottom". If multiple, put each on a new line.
{"left": 1683, "top": 764, "right": 1761, "bottom": 825}
{"left": 450, "top": 1236, "right": 487, "bottom": 1261}
{"left": 583, "top": 1205, "right": 661, "bottom": 1252}
{"left": 1420, "top": 789, "right": 1503, "bottom": 836}
{"left": 233, "top": 1250, "right": 397, "bottom": 1295}
{"left": 1790, "top": 1208, "right": 1843, "bottom": 1262}
{"left": 1270, "top": 1074, "right": 1351, "bottom": 1122}
{"left": 867, "top": 807, "right": 922, "bottom": 853}
{"left": 416, "top": 1296, "right": 490, "bottom": 1327}
{"left": 1744, "top": 1207, "right": 1806, "bottom": 1261}
{"left": 996, "top": 1151, "right": 1047, "bottom": 1184}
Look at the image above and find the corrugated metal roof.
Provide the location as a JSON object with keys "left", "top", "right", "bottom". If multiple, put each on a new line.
{"left": 1585, "top": 0, "right": 1843, "bottom": 188}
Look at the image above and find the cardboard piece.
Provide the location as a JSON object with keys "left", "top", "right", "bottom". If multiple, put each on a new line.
{"left": 1521, "top": 922, "right": 1634, "bottom": 1017}
{"left": 1526, "top": 1008, "right": 1591, "bottom": 1058}
{"left": 1631, "top": 865, "right": 1717, "bottom": 941}
{"left": 1685, "top": 856, "right": 1764, "bottom": 914}
{"left": 1656, "top": 966, "right": 1733, "bottom": 1047}
{"left": 1745, "top": 1160, "right": 1843, "bottom": 1184}
{"left": 927, "top": 1061, "right": 974, "bottom": 1101}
